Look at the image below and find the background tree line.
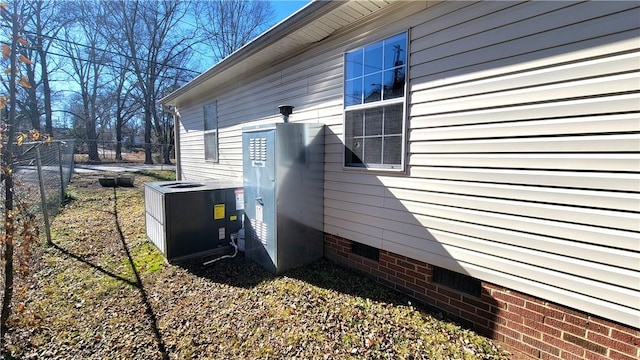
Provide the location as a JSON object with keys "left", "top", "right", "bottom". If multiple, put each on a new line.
{"left": 1, "top": 0, "right": 275, "bottom": 164}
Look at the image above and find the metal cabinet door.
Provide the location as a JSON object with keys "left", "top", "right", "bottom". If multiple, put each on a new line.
{"left": 243, "top": 128, "right": 277, "bottom": 273}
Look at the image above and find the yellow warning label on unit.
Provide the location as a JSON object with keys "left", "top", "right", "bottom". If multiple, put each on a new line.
{"left": 229, "top": 215, "right": 238, "bottom": 221}
{"left": 214, "top": 204, "right": 225, "bottom": 220}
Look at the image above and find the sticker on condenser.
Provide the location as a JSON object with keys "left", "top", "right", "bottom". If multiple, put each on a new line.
{"left": 214, "top": 204, "right": 225, "bottom": 220}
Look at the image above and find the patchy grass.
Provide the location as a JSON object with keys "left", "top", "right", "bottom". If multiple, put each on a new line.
{"left": 5, "top": 171, "right": 512, "bottom": 359}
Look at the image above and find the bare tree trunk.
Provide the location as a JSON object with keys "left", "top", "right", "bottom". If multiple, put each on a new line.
{"left": 144, "top": 106, "right": 153, "bottom": 164}
{"left": 115, "top": 114, "right": 123, "bottom": 161}
{"left": 41, "top": 55, "right": 53, "bottom": 135}
{"left": 1, "top": 7, "right": 19, "bottom": 346}
{"left": 1, "top": 166, "right": 15, "bottom": 342}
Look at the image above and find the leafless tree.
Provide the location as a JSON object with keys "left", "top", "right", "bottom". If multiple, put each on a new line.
{"left": 58, "top": 1, "right": 110, "bottom": 162}
{"left": 28, "top": 0, "right": 68, "bottom": 136}
{"left": 108, "top": 0, "right": 196, "bottom": 164}
{"left": 194, "top": 0, "right": 275, "bottom": 62}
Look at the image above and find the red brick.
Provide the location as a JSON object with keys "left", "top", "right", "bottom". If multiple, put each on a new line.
{"left": 502, "top": 335, "right": 540, "bottom": 358}
{"left": 397, "top": 272, "right": 416, "bottom": 284}
{"left": 587, "top": 331, "right": 637, "bottom": 356}
{"left": 510, "top": 304, "right": 544, "bottom": 322}
{"left": 525, "top": 301, "right": 565, "bottom": 320}
{"left": 426, "top": 288, "right": 450, "bottom": 305}
{"left": 492, "top": 290, "right": 526, "bottom": 307}
{"left": 523, "top": 334, "right": 560, "bottom": 356}
{"left": 460, "top": 309, "right": 489, "bottom": 328}
{"left": 564, "top": 313, "right": 589, "bottom": 328}
{"left": 609, "top": 350, "right": 640, "bottom": 360}
{"left": 548, "top": 304, "right": 588, "bottom": 320}
{"left": 586, "top": 321, "right": 611, "bottom": 336}
{"left": 495, "top": 323, "right": 524, "bottom": 342}
{"left": 376, "top": 264, "right": 395, "bottom": 277}
{"left": 590, "top": 316, "right": 640, "bottom": 336}
{"left": 405, "top": 281, "right": 426, "bottom": 294}
{"left": 611, "top": 328, "right": 640, "bottom": 346}
{"left": 416, "top": 264, "right": 431, "bottom": 274}
{"left": 497, "top": 306, "right": 525, "bottom": 324}
{"left": 482, "top": 282, "right": 502, "bottom": 291}
{"left": 584, "top": 349, "right": 610, "bottom": 360}
{"left": 405, "top": 269, "right": 426, "bottom": 281}
{"left": 449, "top": 298, "right": 478, "bottom": 315}
{"left": 378, "top": 253, "right": 395, "bottom": 264}
{"left": 476, "top": 308, "right": 497, "bottom": 325}
{"left": 541, "top": 352, "right": 561, "bottom": 360}
{"left": 544, "top": 333, "right": 585, "bottom": 357}
{"left": 507, "top": 319, "right": 542, "bottom": 339}
{"left": 524, "top": 317, "right": 561, "bottom": 338}
{"left": 396, "top": 259, "right": 415, "bottom": 270}
{"left": 462, "top": 294, "right": 492, "bottom": 312}
{"left": 545, "top": 317, "right": 586, "bottom": 337}
{"left": 415, "top": 279, "right": 434, "bottom": 292}
{"left": 561, "top": 351, "right": 585, "bottom": 360}
{"left": 563, "top": 332, "right": 607, "bottom": 355}
{"left": 386, "top": 262, "right": 405, "bottom": 274}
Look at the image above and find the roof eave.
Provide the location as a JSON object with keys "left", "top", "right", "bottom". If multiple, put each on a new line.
{"left": 159, "top": 0, "right": 342, "bottom": 106}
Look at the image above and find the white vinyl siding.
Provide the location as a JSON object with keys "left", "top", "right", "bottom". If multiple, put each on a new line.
{"left": 174, "top": 1, "right": 640, "bottom": 328}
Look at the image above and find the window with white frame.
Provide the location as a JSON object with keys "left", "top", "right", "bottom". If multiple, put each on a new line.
{"left": 203, "top": 102, "right": 218, "bottom": 162}
{"left": 344, "top": 32, "right": 407, "bottom": 170}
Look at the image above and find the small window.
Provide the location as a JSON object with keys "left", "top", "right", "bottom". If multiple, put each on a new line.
{"left": 344, "top": 32, "right": 407, "bottom": 170}
{"left": 204, "top": 102, "right": 218, "bottom": 162}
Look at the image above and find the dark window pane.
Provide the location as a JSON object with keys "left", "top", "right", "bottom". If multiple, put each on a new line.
{"left": 383, "top": 104, "right": 403, "bottom": 135}
{"left": 384, "top": 33, "right": 406, "bottom": 70}
{"left": 345, "top": 78, "right": 363, "bottom": 106}
{"left": 383, "top": 67, "right": 405, "bottom": 100}
{"left": 345, "top": 111, "right": 363, "bottom": 137}
{"left": 363, "top": 72, "right": 382, "bottom": 103}
{"left": 345, "top": 49, "right": 363, "bottom": 80}
{"left": 364, "top": 108, "right": 382, "bottom": 136}
{"left": 364, "top": 41, "right": 383, "bottom": 75}
{"left": 364, "top": 137, "right": 382, "bottom": 164}
{"left": 383, "top": 135, "right": 402, "bottom": 165}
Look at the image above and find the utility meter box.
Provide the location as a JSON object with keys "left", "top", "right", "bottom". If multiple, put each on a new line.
{"left": 144, "top": 180, "right": 244, "bottom": 263}
{"left": 242, "top": 123, "right": 324, "bottom": 274}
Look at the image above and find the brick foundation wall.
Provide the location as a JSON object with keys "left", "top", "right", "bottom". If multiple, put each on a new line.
{"left": 324, "top": 234, "right": 640, "bottom": 360}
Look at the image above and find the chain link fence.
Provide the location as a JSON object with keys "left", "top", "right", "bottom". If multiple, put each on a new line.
{"left": 2, "top": 140, "right": 76, "bottom": 243}
{"left": 74, "top": 140, "right": 175, "bottom": 165}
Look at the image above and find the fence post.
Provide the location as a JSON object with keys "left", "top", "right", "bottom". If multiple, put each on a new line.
{"left": 35, "top": 145, "right": 52, "bottom": 246}
{"left": 57, "top": 142, "right": 65, "bottom": 203}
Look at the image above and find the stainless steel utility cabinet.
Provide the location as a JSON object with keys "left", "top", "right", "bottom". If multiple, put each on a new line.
{"left": 144, "top": 180, "right": 244, "bottom": 263}
{"left": 243, "top": 123, "right": 324, "bottom": 274}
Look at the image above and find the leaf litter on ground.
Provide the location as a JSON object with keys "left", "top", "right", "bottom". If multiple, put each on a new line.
{"left": 5, "top": 170, "right": 513, "bottom": 359}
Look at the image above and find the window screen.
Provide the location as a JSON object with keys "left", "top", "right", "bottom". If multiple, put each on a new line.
{"left": 344, "top": 32, "right": 407, "bottom": 170}
{"left": 203, "top": 102, "right": 218, "bottom": 162}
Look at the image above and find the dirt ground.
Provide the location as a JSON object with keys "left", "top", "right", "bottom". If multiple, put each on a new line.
{"left": 4, "top": 170, "right": 514, "bottom": 359}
